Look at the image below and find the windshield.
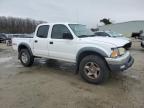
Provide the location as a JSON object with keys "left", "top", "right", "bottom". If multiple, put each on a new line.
{"left": 69, "top": 24, "right": 95, "bottom": 38}
{"left": 107, "top": 31, "right": 123, "bottom": 37}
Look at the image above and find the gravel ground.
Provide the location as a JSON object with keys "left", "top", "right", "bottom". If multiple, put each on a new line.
{"left": 0, "top": 40, "right": 144, "bottom": 108}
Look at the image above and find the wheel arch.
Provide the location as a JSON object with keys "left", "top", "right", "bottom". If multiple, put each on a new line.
{"left": 76, "top": 47, "right": 110, "bottom": 73}
{"left": 18, "top": 43, "right": 33, "bottom": 59}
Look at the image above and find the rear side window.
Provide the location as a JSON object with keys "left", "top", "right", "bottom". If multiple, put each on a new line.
{"left": 51, "top": 24, "right": 71, "bottom": 39}
{"left": 36, "top": 25, "right": 49, "bottom": 38}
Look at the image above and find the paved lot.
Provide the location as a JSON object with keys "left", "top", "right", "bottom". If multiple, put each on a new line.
{"left": 0, "top": 40, "right": 144, "bottom": 108}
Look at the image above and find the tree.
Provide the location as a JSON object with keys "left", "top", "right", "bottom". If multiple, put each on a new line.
{"left": 100, "top": 18, "right": 112, "bottom": 25}
{"left": 0, "top": 16, "right": 46, "bottom": 34}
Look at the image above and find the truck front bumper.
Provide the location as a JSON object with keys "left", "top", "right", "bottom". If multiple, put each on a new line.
{"left": 105, "top": 52, "right": 134, "bottom": 72}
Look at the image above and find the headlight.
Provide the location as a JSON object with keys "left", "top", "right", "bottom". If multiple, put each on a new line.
{"left": 111, "top": 48, "right": 125, "bottom": 58}
{"left": 111, "top": 48, "right": 119, "bottom": 58}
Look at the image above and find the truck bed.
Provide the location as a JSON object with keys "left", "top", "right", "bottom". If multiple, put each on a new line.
{"left": 12, "top": 37, "right": 33, "bottom": 51}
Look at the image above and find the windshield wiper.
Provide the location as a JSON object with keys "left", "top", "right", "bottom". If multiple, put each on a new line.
{"left": 78, "top": 34, "right": 96, "bottom": 38}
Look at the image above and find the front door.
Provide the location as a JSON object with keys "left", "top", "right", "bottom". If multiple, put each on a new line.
{"left": 49, "top": 24, "right": 76, "bottom": 62}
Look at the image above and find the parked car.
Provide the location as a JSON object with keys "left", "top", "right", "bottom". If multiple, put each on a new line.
{"left": 5, "top": 34, "right": 13, "bottom": 46}
{"left": 0, "top": 33, "right": 7, "bottom": 43}
{"left": 141, "top": 40, "right": 144, "bottom": 48}
{"left": 94, "top": 31, "right": 132, "bottom": 49}
{"left": 12, "top": 23, "right": 134, "bottom": 84}
{"left": 131, "top": 30, "right": 144, "bottom": 39}
{"left": 140, "top": 33, "right": 144, "bottom": 40}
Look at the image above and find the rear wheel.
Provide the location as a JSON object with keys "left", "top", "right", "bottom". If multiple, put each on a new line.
{"left": 19, "top": 49, "right": 34, "bottom": 67}
{"left": 79, "top": 55, "right": 109, "bottom": 84}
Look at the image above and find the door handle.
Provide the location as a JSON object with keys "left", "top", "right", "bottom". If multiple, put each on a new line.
{"left": 49, "top": 41, "right": 53, "bottom": 44}
{"left": 34, "top": 40, "right": 38, "bottom": 43}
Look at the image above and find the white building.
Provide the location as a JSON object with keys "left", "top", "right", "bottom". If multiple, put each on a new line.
{"left": 98, "top": 21, "right": 144, "bottom": 37}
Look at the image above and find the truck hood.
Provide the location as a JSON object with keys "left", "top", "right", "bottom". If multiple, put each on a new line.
{"left": 116, "top": 36, "right": 131, "bottom": 42}
{"left": 80, "top": 36, "right": 129, "bottom": 47}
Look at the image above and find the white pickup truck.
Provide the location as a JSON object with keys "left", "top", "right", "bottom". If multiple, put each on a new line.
{"left": 12, "top": 23, "right": 134, "bottom": 84}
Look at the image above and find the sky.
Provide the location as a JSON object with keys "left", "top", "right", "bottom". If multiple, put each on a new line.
{"left": 0, "top": 0, "right": 144, "bottom": 27}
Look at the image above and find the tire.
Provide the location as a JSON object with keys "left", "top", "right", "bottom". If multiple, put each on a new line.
{"left": 79, "top": 55, "right": 109, "bottom": 84}
{"left": 19, "top": 49, "right": 34, "bottom": 67}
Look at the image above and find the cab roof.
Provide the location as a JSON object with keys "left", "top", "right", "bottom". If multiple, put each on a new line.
{"left": 38, "top": 22, "right": 79, "bottom": 26}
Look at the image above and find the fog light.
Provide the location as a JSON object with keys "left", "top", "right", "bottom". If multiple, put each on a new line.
{"left": 120, "top": 65, "right": 125, "bottom": 69}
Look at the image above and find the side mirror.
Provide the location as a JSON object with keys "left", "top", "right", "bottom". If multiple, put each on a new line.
{"left": 63, "top": 33, "right": 73, "bottom": 40}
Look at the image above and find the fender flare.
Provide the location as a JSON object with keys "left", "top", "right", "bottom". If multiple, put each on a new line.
{"left": 75, "top": 47, "right": 108, "bottom": 73}
{"left": 76, "top": 47, "right": 108, "bottom": 61}
{"left": 18, "top": 43, "right": 33, "bottom": 59}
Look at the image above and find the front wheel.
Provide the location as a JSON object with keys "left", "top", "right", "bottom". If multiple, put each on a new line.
{"left": 79, "top": 55, "right": 109, "bottom": 84}
{"left": 19, "top": 49, "right": 34, "bottom": 67}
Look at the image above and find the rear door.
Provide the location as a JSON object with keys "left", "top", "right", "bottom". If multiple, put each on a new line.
{"left": 33, "top": 25, "right": 49, "bottom": 57}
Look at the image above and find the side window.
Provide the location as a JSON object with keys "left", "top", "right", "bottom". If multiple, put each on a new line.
{"left": 36, "top": 25, "right": 49, "bottom": 38}
{"left": 51, "top": 24, "right": 72, "bottom": 39}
